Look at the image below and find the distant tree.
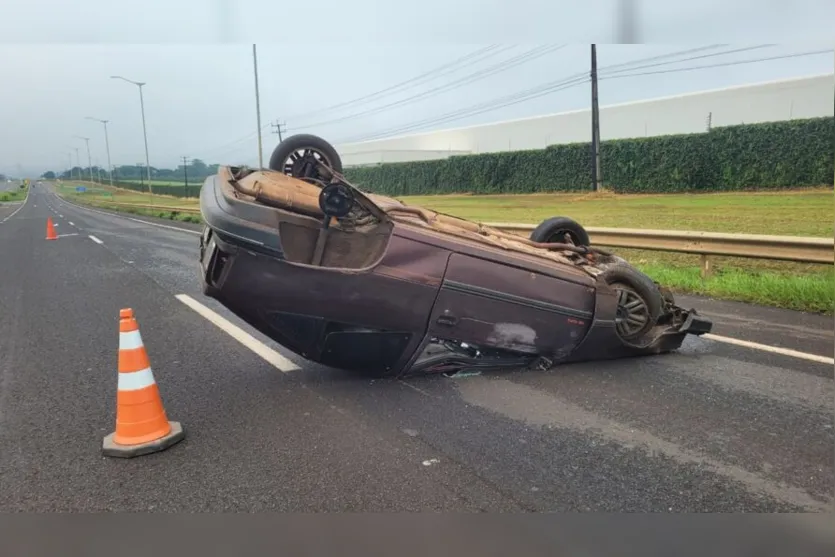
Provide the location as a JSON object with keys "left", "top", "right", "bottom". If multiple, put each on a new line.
{"left": 42, "top": 171, "right": 56, "bottom": 179}
{"left": 190, "top": 158, "right": 208, "bottom": 176}
{"left": 0, "top": 173, "right": 6, "bottom": 181}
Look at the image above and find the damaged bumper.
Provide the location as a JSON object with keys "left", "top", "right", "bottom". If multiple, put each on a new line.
{"left": 677, "top": 309, "right": 713, "bottom": 336}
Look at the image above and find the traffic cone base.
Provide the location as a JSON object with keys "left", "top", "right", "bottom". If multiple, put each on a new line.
{"left": 45, "top": 217, "right": 57, "bottom": 240}
{"left": 102, "top": 308, "right": 185, "bottom": 459}
{"left": 102, "top": 421, "right": 184, "bottom": 459}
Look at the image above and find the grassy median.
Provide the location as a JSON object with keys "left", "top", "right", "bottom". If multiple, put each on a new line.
{"left": 0, "top": 185, "right": 28, "bottom": 203}
{"left": 55, "top": 182, "right": 834, "bottom": 315}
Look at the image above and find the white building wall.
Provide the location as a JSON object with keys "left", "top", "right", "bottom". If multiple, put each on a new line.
{"left": 336, "top": 74, "right": 834, "bottom": 167}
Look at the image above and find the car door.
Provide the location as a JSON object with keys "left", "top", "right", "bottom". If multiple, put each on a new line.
{"left": 427, "top": 253, "right": 596, "bottom": 358}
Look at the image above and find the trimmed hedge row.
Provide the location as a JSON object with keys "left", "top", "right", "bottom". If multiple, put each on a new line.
{"left": 341, "top": 117, "right": 834, "bottom": 195}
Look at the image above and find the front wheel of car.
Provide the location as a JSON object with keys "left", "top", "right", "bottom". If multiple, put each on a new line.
{"left": 599, "top": 264, "right": 663, "bottom": 342}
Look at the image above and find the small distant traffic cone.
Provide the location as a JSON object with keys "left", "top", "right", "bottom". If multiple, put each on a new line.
{"left": 102, "top": 308, "right": 185, "bottom": 458}
{"left": 45, "top": 217, "right": 57, "bottom": 240}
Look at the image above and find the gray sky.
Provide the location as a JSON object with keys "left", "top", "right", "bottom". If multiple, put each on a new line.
{"left": 1, "top": 0, "right": 834, "bottom": 176}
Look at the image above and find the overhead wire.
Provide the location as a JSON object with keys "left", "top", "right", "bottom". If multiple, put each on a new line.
{"left": 337, "top": 45, "right": 809, "bottom": 144}
{"left": 285, "top": 44, "right": 513, "bottom": 122}
{"left": 191, "top": 45, "right": 512, "bottom": 160}
{"left": 291, "top": 44, "right": 569, "bottom": 130}
{"left": 600, "top": 49, "right": 834, "bottom": 80}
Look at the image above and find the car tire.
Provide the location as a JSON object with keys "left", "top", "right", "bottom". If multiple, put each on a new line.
{"left": 529, "top": 216, "right": 591, "bottom": 246}
{"left": 268, "top": 134, "right": 344, "bottom": 175}
{"left": 599, "top": 263, "right": 664, "bottom": 341}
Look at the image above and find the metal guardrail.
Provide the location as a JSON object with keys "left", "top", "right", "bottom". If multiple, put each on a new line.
{"left": 73, "top": 199, "right": 833, "bottom": 267}
{"left": 486, "top": 222, "right": 834, "bottom": 265}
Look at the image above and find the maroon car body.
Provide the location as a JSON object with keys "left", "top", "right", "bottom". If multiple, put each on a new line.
{"left": 197, "top": 135, "right": 711, "bottom": 378}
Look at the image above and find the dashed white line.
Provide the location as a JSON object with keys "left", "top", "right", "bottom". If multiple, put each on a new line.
{"left": 68, "top": 221, "right": 75, "bottom": 226}
{"left": 56, "top": 233, "right": 79, "bottom": 238}
{"left": 175, "top": 294, "right": 300, "bottom": 372}
{"left": 703, "top": 333, "right": 834, "bottom": 365}
{"left": 88, "top": 235, "right": 104, "bottom": 245}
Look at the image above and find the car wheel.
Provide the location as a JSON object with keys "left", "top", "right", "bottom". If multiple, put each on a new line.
{"left": 529, "top": 216, "right": 591, "bottom": 246}
{"left": 268, "top": 134, "right": 343, "bottom": 179}
{"left": 599, "top": 264, "right": 663, "bottom": 341}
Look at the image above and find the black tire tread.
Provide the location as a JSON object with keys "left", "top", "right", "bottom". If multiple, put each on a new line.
{"left": 268, "top": 134, "right": 344, "bottom": 174}
{"left": 529, "top": 216, "right": 591, "bottom": 246}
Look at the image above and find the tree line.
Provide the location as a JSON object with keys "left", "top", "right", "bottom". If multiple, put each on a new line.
{"left": 41, "top": 158, "right": 220, "bottom": 182}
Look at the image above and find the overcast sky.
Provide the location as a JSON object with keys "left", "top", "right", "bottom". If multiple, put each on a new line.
{"left": 1, "top": 0, "right": 834, "bottom": 176}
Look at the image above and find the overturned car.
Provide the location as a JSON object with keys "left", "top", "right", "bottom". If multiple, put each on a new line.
{"left": 198, "top": 134, "right": 711, "bottom": 378}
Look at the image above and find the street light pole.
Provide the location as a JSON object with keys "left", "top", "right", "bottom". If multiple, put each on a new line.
{"left": 74, "top": 135, "right": 94, "bottom": 183}
{"left": 86, "top": 117, "right": 114, "bottom": 187}
{"left": 111, "top": 75, "right": 153, "bottom": 194}
{"left": 252, "top": 44, "right": 264, "bottom": 169}
{"left": 73, "top": 147, "right": 81, "bottom": 180}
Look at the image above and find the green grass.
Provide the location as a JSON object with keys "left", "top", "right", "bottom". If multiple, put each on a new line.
{"left": 0, "top": 185, "right": 28, "bottom": 202}
{"left": 400, "top": 188, "right": 834, "bottom": 237}
{"left": 57, "top": 181, "right": 199, "bottom": 209}
{"left": 55, "top": 183, "right": 835, "bottom": 314}
{"left": 638, "top": 264, "right": 834, "bottom": 314}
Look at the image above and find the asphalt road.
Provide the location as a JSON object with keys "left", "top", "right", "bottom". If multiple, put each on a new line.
{"left": 1, "top": 183, "right": 833, "bottom": 515}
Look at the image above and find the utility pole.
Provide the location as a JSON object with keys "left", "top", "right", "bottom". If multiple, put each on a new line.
{"left": 67, "top": 153, "right": 73, "bottom": 179}
{"left": 86, "top": 117, "right": 114, "bottom": 187}
{"left": 182, "top": 156, "right": 190, "bottom": 198}
{"left": 74, "top": 135, "right": 94, "bottom": 183}
{"left": 590, "top": 44, "right": 602, "bottom": 192}
{"left": 111, "top": 76, "right": 153, "bottom": 194}
{"left": 271, "top": 120, "right": 287, "bottom": 142}
{"left": 252, "top": 44, "right": 264, "bottom": 169}
{"left": 73, "top": 147, "right": 81, "bottom": 179}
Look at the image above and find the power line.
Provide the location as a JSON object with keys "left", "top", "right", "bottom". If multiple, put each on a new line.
{"left": 600, "top": 49, "right": 834, "bottom": 80}
{"left": 336, "top": 46, "right": 730, "bottom": 143}
{"left": 337, "top": 45, "right": 804, "bottom": 144}
{"left": 195, "top": 45, "right": 728, "bottom": 160}
{"left": 292, "top": 44, "right": 568, "bottom": 131}
{"left": 192, "top": 46, "right": 514, "bottom": 159}
{"left": 285, "top": 44, "right": 512, "bottom": 122}
{"left": 598, "top": 44, "right": 776, "bottom": 77}
{"left": 340, "top": 74, "right": 591, "bottom": 143}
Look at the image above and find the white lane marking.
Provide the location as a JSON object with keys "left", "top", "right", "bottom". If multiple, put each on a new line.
{"left": 68, "top": 221, "right": 75, "bottom": 226}
{"left": 703, "top": 333, "right": 834, "bottom": 365}
{"left": 56, "top": 233, "right": 79, "bottom": 238}
{"left": 55, "top": 195, "right": 201, "bottom": 235}
{"left": 88, "top": 235, "right": 104, "bottom": 245}
{"left": 175, "top": 294, "right": 300, "bottom": 372}
{"left": 58, "top": 214, "right": 63, "bottom": 218}
{"left": 118, "top": 367, "right": 157, "bottom": 391}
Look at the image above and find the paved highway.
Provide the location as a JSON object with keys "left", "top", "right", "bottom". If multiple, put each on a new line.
{"left": 0, "top": 183, "right": 832, "bottom": 513}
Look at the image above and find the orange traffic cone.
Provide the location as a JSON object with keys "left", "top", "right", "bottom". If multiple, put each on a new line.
{"left": 102, "top": 308, "right": 185, "bottom": 458}
{"left": 45, "top": 217, "right": 57, "bottom": 240}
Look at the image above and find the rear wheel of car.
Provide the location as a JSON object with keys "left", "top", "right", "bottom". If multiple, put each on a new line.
{"left": 599, "top": 264, "right": 664, "bottom": 342}
{"left": 529, "top": 216, "right": 591, "bottom": 246}
{"left": 268, "top": 134, "right": 343, "bottom": 180}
